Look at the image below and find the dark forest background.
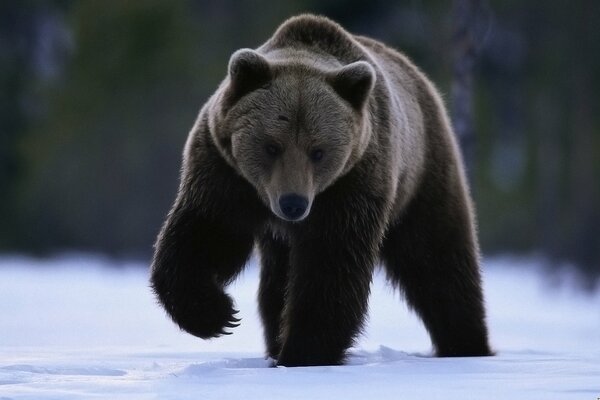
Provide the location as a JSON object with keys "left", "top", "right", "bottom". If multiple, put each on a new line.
{"left": 1, "top": 1, "right": 598, "bottom": 286}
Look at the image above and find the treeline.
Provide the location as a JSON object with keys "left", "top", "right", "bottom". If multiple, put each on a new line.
{"left": 0, "top": 1, "right": 598, "bottom": 282}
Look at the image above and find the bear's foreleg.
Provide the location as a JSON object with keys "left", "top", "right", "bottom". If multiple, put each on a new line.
{"left": 275, "top": 186, "right": 387, "bottom": 367}
{"left": 257, "top": 232, "right": 290, "bottom": 359}
{"left": 150, "top": 201, "right": 254, "bottom": 339}
{"left": 276, "top": 233, "right": 377, "bottom": 366}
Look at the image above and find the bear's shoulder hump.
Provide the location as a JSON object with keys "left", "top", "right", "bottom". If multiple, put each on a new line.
{"left": 265, "top": 14, "right": 363, "bottom": 62}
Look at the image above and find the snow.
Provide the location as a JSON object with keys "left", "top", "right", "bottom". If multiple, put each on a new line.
{"left": 1, "top": 254, "right": 599, "bottom": 399}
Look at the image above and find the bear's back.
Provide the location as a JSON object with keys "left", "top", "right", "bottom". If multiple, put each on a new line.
{"left": 260, "top": 14, "right": 366, "bottom": 64}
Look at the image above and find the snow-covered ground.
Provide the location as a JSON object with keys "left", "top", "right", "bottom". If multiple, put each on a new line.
{"left": 1, "top": 254, "right": 599, "bottom": 399}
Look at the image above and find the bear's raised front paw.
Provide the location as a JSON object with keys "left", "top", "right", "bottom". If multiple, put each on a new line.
{"left": 172, "top": 290, "right": 241, "bottom": 339}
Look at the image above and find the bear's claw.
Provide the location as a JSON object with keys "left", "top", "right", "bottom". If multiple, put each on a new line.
{"left": 167, "top": 289, "right": 241, "bottom": 339}
{"left": 224, "top": 320, "right": 241, "bottom": 328}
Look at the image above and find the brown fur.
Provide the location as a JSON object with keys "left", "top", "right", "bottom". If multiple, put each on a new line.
{"left": 151, "top": 14, "right": 492, "bottom": 366}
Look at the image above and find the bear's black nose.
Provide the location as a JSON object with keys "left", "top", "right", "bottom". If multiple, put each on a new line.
{"left": 279, "top": 194, "right": 308, "bottom": 220}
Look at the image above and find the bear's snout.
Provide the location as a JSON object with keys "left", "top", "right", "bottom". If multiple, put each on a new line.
{"left": 278, "top": 193, "right": 309, "bottom": 221}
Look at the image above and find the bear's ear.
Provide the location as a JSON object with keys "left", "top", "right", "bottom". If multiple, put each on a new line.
{"left": 328, "top": 61, "right": 375, "bottom": 110}
{"left": 225, "top": 49, "right": 271, "bottom": 106}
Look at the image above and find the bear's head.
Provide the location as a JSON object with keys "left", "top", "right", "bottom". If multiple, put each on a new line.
{"left": 210, "top": 49, "right": 375, "bottom": 221}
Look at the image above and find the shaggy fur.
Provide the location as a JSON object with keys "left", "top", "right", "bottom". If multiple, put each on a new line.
{"left": 151, "top": 14, "right": 492, "bottom": 367}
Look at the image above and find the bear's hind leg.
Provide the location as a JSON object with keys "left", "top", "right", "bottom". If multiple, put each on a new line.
{"left": 257, "top": 231, "right": 290, "bottom": 359}
{"left": 381, "top": 196, "right": 492, "bottom": 357}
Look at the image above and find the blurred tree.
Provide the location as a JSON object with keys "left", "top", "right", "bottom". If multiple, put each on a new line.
{"left": 476, "top": 0, "right": 600, "bottom": 283}
{"left": 17, "top": 0, "right": 203, "bottom": 256}
{"left": 0, "top": 3, "right": 38, "bottom": 249}
{"left": 560, "top": 0, "right": 600, "bottom": 282}
{"left": 450, "top": 0, "right": 489, "bottom": 181}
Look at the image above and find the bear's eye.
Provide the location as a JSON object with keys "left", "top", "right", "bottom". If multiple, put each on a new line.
{"left": 265, "top": 143, "right": 281, "bottom": 157}
{"left": 309, "top": 149, "right": 324, "bottom": 162}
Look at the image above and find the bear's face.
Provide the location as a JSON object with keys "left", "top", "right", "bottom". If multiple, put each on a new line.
{"left": 212, "top": 49, "right": 375, "bottom": 221}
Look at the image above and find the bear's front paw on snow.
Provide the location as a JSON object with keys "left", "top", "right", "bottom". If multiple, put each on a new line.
{"left": 173, "top": 290, "right": 241, "bottom": 339}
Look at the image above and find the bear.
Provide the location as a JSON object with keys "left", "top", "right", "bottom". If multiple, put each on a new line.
{"left": 150, "top": 14, "right": 492, "bottom": 367}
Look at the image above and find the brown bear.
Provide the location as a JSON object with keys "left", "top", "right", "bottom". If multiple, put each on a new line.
{"left": 150, "top": 14, "right": 492, "bottom": 367}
